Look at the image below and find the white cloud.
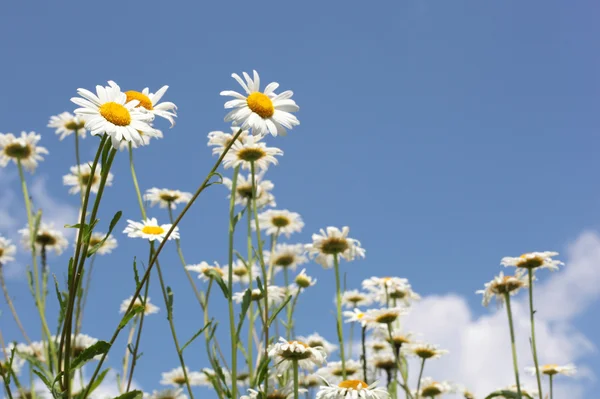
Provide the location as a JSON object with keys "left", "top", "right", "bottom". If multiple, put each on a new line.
{"left": 399, "top": 232, "right": 600, "bottom": 398}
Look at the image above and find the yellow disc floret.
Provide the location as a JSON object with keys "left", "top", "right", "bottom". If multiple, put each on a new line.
{"left": 142, "top": 226, "right": 165, "bottom": 235}
{"left": 125, "top": 91, "right": 154, "bottom": 110}
{"left": 246, "top": 92, "right": 275, "bottom": 119}
{"left": 99, "top": 102, "right": 132, "bottom": 126}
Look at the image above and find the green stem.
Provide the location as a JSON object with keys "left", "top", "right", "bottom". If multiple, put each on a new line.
{"left": 120, "top": 318, "right": 138, "bottom": 393}
{"left": 549, "top": 374, "right": 553, "bottom": 399}
{"left": 333, "top": 254, "right": 347, "bottom": 379}
{"left": 415, "top": 359, "right": 426, "bottom": 399}
{"left": 246, "top": 206, "right": 255, "bottom": 382}
{"left": 293, "top": 359, "right": 299, "bottom": 399}
{"left": 75, "top": 255, "right": 97, "bottom": 337}
{"left": 348, "top": 322, "right": 354, "bottom": 359}
{"left": 75, "top": 132, "right": 84, "bottom": 204}
{"left": 227, "top": 166, "right": 240, "bottom": 399}
{"left": 361, "top": 326, "right": 368, "bottom": 383}
{"left": 528, "top": 269, "right": 543, "bottom": 399}
{"left": 82, "top": 128, "right": 243, "bottom": 399}
{"left": 504, "top": 293, "right": 522, "bottom": 399}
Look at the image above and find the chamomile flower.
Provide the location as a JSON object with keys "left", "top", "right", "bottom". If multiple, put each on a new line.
{"left": 368, "top": 339, "right": 390, "bottom": 354}
{"left": 405, "top": 343, "right": 448, "bottom": 360}
{"left": 223, "top": 171, "right": 276, "bottom": 209}
{"left": 415, "top": 378, "right": 453, "bottom": 398}
{"left": 207, "top": 127, "right": 250, "bottom": 156}
{"left": 497, "top": 384, "right": 537, "bottom": 398}
{"left": 221, "top": 70, "right": 300, "bottom": 137}
{"left": 144, "top": 188, "right": 193, "bottom": 210}
{"left": 223, "top": 135, "right": 283, "bottom": 171}
{"left": 0, "top": 236, "right": 16, "bottom": 264}
{"left": 317, "top": 360, "right": 362, "bottom": 381}
{"left": 341, "top": 290, "right": 373, "bottom": 308}
{"left": 67, "top": 334, "right": 100, "bottom": 359}
{"left": 117, "top": 125, "right": 164, "bottom": 151}
{"left": 501, "top": 251, "right": 563, "bottom": 271}
{"left": 305, "top": 226, "right": 365, "bottom": 268}
{"left": 160, "top": 367, "right": 205, "bottom": 387}
{"left": 268, "top": 337, "right": 327, "bottom": 372}
{"left": 63, "top": 163, "right": 114, "bottom": 195}
{"left": 0, "top": 353, "right": 25, "bottom": 377}
{"left": 300, "top": 374, "right": 323, "bottom": 389}
{"left": 295, "top": 268, "right": 317, "bottom": 289}
{"left": 343, "top": 308, "right": 368, "bottom": 327}
{"left": 264, "top": 243, "right": 308, "bottom": 270}
{"left": 257, "top": 210, "right": 304, "bottom": 238}
{"left": 372, "top": 326, "right": 413, "bottom": 348}
{"left": 71, "top": 80, "right": 155, "bottom": 149}
{"left": 476, "top": 270, "right": 529, "bottom": 307}
{"left": 13, "top": 341, "right": 47, "bottom": 363}
{"left": 241, "top": 383, "right": 307, "bottom": 399}
{"left": 123, "top": 218, "right": 179, "bottom": 242}
{"left": 372, "top": 352, "right": 397, "bottom": 373}
{"left": 186, "top": 261, "right": 225, "bottom": 282}
{"left": 85, "top": 232, "right": 118, "bottom": 255}
{"left": 144, "top": 388, "right": 187, "bottom": 399}
{"left": 0, "top": 132, "right": 48, "bottom": 172}
{"left": 48, "top": 112, "right": 87, "bottom": 139}
{"left": 233, "top": 285, "right": 287, "bottom": 306}
{"left": 362, "top": 277, "right": 409, "bottom": 292}
{"left": 19, "top": 223, "right": 68, "bottom": 255}
{"left": 125, "top": 86, "right": 177, "bottom": 126}
{"left": 317, "top": 379, "right": 388, "bottom": 399}
{"left": 119, "top": 296, "right": 160, "bottom": 315}
{"left": 222, "top": 259, "right": 259, "bottom": 284}
{"left": 525, "top": 363, "right": 577, "bottom": 376}
{"left": 297, "top": 333, "right": 338, "bottom": 355}
{"left": 363, "top": 307, "right": 407, "bottom": 328}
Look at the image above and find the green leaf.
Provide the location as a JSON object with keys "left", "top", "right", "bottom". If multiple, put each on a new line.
{"left": 484, "top": 391, "right": 532, "bottom": 399}
{"left": 132, "top": 257, "right": 140, "bottom": 289}
{"left": 206, "top": 270, "right": 229, "bottom": 299}
{"left": 87, "top": 211, "right": 122, "bottom": 257}
{"left": 74, "top": 368, "right": 110, "bottom": 399}
{"left": 70, "top": 341, "right": 111, "bottom": 370}
{"left": 268, "top": 295, "right": 292, "bottom": 327}
{"left": 112, "top": 390, "right": 144, "bottom": 399}
{"left": 119, "top": 305, "right": 144, "bottom": 329}
{"left": 232, "top": 208, "right": 246, "bottom": 228}
{"left": 256, "top": 277, "right": 264, "bottom": 293}
{"left": 236, "top": 289, "right": 252, "bottom": 337}
{"left": 398, "top": 354, "right": 408, "bottom": 385}
{"left": 53, "top": 275, "right": 67, "bottom": 325}
{"left": 181, "top": 321, "right": 212, "bottom": 353}
{"left": 253, "top": 355, "right": 271, "bottom": 387}
{"left": 32, "top": 369, "right": 52, "bottom": 390}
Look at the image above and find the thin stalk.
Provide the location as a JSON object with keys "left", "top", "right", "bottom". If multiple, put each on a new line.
{"left": 246, "top": 205, "right": 255, "bottom": 382}
{"left": 387, "top": 323, "right": 413, "bottom": 399}
{"left": 0, "top": 265, "right": 32, "bottom": 344}
{"left": 82, "top": 129, "right": 243, "bottom": 399}
{"left": 348, "top": 322, "right": 354, "bottom": 359}
{"left": 75, "top": 255, "right": 97, "bottom": 336}
{"left": 504, "top": 293, "right": 522, "bottom": 399}
{"left": 333, "top": 254, "right": 347, "bottom": 379}
{"left": 227, "top": 166, "right": 240, "bottom": 399}
{"left": 126, "top": 274, "right": 151, "bottom": 392}
{"left": 528, "top": 269, "right": 543, "bottom": 399}
{"left": 293, "top": 359, "right": 299, "bottom": 399}
{"left": 286, "top": 290, "right": 301, "bottom": 340}
{"left": 415, "top": 359, "right": 426, "bottom": 399}
{"left": 549, "top": 374, "right": 553, "bottom": 399}
{"left": 120, "top": 318, "right": 138, "bottom": 393}
{"left": 74, "top": 131, "right": 84, "bottom": 204}
{"left": 361, "top": 326, "right": 368, "bottom": 383}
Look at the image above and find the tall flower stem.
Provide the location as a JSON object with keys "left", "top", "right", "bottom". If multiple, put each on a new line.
{"left": 120, "top": 318, "right": 138, "bottom": 393}
{"left": 75, "top": 255, "right": 97, "bottom": 336}
{"left": 246, "top": 206, "right": 255, "bottom": 382}
{"left": 387, "top": 323, "right": 413, "bottom": 399}
{"left": 250, "top": 161, "right": 270, "bottom": 395}
{"left": 415, "top": 359, "right": 426, "bottom": 399}
{"left": 293, "top": 359, "right": 299, "bottom": 399}
{"left": 361, "top": 325, "right": 368, "bottom": 383}
{"left": 549, "top": 375, "right": 553, "bottom": 399}
{"left": 227, "top": 166, "right": 240, "bottom": 399}
{"left": 528, "top": 269, "right": 543, "bottom": 399}
{"left": 74, "top": 132, "right": 84, "bottom": 204}
{"left": 83, "top": 129, "right": 243, "bottom": 399}
{"left": 348, "top": 322, "right": 354, "bottom": 359}
{"left": 333, "top": 254, "right": 347, "bottom": 379}
{"left": 504, "top": 293, "right": 522, "bottom": 399}
{"left": 0, "top": 265, "right": 32, "bottom": 344}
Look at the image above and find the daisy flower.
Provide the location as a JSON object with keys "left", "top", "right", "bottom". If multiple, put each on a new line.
{"left": 362, "top": 277, "right": 409, "bottom": 292}
{"left": 362, "top": 307, "right": 407, "bottom": 328}
{"left": 71, "top": 80, "right": 155, "bottom": 149}
{"left": 233, "top": 285, "right": 287, "bottom": 306}
{"left": 0, "top": 353, "right": 25, "bottom": 377}
{"left": 317, "top": 360, "right": 362, "bottom": 381}
{"left": 85, "top": 232, "right": 118, "bottom": 255}
{"left": 207, "top": 126, "right": 250, "bottom": 156}
{"left": 300, "top": 374, "right": 324, "bottom": 389}
{"left": 343, "top": 308, "right": 368, "bottom": 327}
{"left": 525, "top": 363, "right": 577, "bottom": 376}
{"left": 368, "top": 339, "right": 390, "bottom": 354}
{"left": 160, "top": 367, "right": 205, "bottom": 387}
{"left": 117, "top": 125, "right": 164, "bottom": 151}
{"left": 63, "top": 163, "right": 114, "bottom": 195}
{"left": 144, "top": 188, "right": 193, "bottom": 210}
{"left": 257, "top": 210, "right": 304, "bottom": 238}
{"left": 144, "top": 388, "right": 187, "bottom": 399}
{"left": 186, "top": 261, "right": 224, "bottom": 282}
{"left": 123, "top": 218, "right": 179, "bottom": 242}
{"left": 241, "top": 383, "right": 307, "bottom": 399}
{"left": 119, "top": 295, "right": 160, "bottom": 315}
{"left": 48, "top": 112, "right": 87, "bottom": 140}
{"left": 295, "top": 268, "right": 317, "bottom": 289}
{"left": 372, "top": 352, "right": 397, "bottom": 373}
{"left": 64, "top": 333, "right": 100, "bottom": 359}
{"left": 501, "top": 251, "right": 563, "bottom": 271}
{"left": 221, "top": 259, "right": 259, "bottom": 284}
{"left": 125, "top": 85, "right": 177, "bottom": 126}
{"left": 13, "top": 341, "right": 47, "bottom": 363}
{"left": 341, "top": 290, "right": 373, "bottom": 308}
{"left": 221, "top": 70, "right": 300, "bottom": 137}
{"left": 223, "top": 171, "right": 276, "bottom": 209}
{"left": 223, "top": 135, "right": 283, "bottom": 171}
{"left": 297, "top": 333, "right": 338, "bottom": 355}
{"left": 316, "top": 379, "right": 388, "bottom": 399}
{"left": 0, "top": 236, "right": 16, "bottom": 264}
{"left": 19, "top": 222, "right": 68, "bottom": 255}
{"left": 373, "top": 284, "right": 421, "bottom": 307}
{"left": 405, "top": 343, "right": 448, "bottom": 360}
{"left": 372, "top": 325, "right": 413, "bottom": 348}
{"left": 0, "top": 132, "right": 48, "bottom": 172}
{"left": 305, "top": 226, "right": 365, "bottom": 268}
{"left": 264, "top": 243, "right": 308, "bottom": 271}
{"left": 497, "top": 384, "right": 537, "bottom": 398}
{"left": 476, "top": 270, "right": 529, "bottom": 307}
{"left": 268, "top": 337, "right": 327, "bottom": 372}
{"left": 415, "top": 378, "right": 453, "bottom": 398}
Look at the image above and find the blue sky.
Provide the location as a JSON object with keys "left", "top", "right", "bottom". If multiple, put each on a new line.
{"left": 0, "top": 1, "right": 598, "bottom": 397}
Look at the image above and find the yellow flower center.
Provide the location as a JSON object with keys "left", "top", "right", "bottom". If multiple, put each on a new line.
{"left": 274, "top": 254, "right": 295, "bottom": 267}
{"left": 236, "top": 184, "right": 255, "bottom": 199}
{"left": 541, "top": 364, "right": 559, "bottom": 375}
{"left": 172, "top": 376, "right": 187, "bottom": 384}
{"left": 88, "top": 236, "right": 102, "bottom": 247}
{"left": 246, "top": 92, "right": 275, "bottom": 119}
{"left": 36, "top": 233, "right": 57, "bottom": 246}
{"left": 295, "top": 275, "right": 311, "bottom": 288}
{"left": 356, "top": 312, "right": 364, "bottom": 319}
{"left": 271, "top": 216, "right": 291, "bottom": 228}
{"left": 338, "top": 380, "right": 368, "bottom": 390}
{"left": 159, "top": 193, "right": 179, "bottom": 202}
{"left": 375, "top": 312, "right": 399, "bottom": 324}
{"left": 4, "top": 143, "right": 32, "bottom": 159}
{"left": 321, "top": 238, "right": 349, "bottom": 255}
{"left": 233, "top": 266, "right": 248, "bottom": 276}
{"left": 203, "top": 266, "right": 224, "bottom": 277}
{"left": 0, "top": 249, "right": 3, "bottom": 257}
{"left": 237, "top": 147, "right": 267, "bottom": 162}
{"left": 374, "top": 359, "right": 396, "bottom": 370}
{"left": 79, "top": 173, "right": 98, "bottom": 186}
{"left": 415, "top": 348, "right": 436, "bottom": 359}
{"left": 517, "top": 254, "right": 544, "bottom": 269}
{"left": 421, "top": 385, "right": 442, "bottom": 397}
{"left": 99, "top": 102, "right": 132, "bottom": 126}
{"left": 125, "top": 91, "right": 154, "bottom": 110}
{"left": 141, "top": 226, "right": 165, "bottom": 235}
{"left": 65, "top": 120, "right": 86, "bottom": 131}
